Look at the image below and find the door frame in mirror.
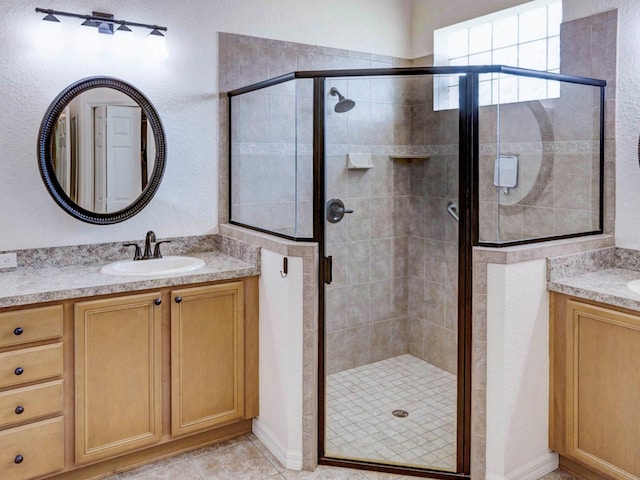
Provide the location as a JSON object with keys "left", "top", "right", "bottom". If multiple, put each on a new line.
{"left": 38, "top": 76, "right": 167, "bottom": 225}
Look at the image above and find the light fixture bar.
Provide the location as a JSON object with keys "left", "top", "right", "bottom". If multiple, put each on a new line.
{"left": 35, "top": 7, "right": 168, "bottom": 35}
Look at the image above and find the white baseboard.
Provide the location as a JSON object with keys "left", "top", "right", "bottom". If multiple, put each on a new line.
{"left": 252, "top": 419, "right": 303, "bottom": 471}
{"left": 487, "top": 452, "right": 559, "bottom": 480}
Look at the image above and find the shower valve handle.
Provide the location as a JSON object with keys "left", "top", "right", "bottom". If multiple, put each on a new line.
{"left": 327, "top": 198, "right": 354, "bottom": 223}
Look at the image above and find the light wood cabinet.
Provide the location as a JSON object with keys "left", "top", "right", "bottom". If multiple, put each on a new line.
{"left": 0, "top": 417, "right": 64, "bottom": 480}
{"left": 171, "top": 282, "right": 245, "bottom": 436}
{"left": 0, "top": 343, "right": 63, "bottom": 389}
{"left": 0, "top": 276, "right": 258, "bottom": 480}
{"left": 0, "top": 303, "right": 65, "bottom": 480}
{"left": 0, "top": 305, "right": 63, "bottom": 348}
{"left": 550, "top": 294, "right": 640, "bottom": 480}
{"left": 0, "top": 380, "right": 63, "bottom": 427}
{"left": 74, "top": 292, "right": 163, "bottom": 465}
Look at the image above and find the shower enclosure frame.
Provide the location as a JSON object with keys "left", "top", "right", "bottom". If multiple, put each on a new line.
{"left": 227, "top": 65, "right": 606, "bottom": 479}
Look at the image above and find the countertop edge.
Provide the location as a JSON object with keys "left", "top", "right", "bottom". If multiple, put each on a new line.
{"left": 548, "top": 266, "right": 640, "bottom": 312}
{"left": 0, "top": 248, "right": 260, "bottom": 309}
{"left": 0, "top": 267, "right": 260, "bottom": 309}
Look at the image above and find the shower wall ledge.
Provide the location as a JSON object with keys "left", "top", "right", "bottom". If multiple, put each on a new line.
{"left": 474, "top": 234, "right": 613, "bottom": 265}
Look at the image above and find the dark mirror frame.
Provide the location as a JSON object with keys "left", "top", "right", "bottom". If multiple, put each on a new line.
{"left": 37, "top": 76, "right": 167, "bottom": 225}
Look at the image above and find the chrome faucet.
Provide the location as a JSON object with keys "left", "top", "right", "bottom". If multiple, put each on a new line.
{"left": 123, "top": 231, "right": 171, "bottom": 261}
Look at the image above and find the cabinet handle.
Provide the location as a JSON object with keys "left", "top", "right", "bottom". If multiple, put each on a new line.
{"left": 14, "top": 367, "right": 23, "bottom": 376}
{"left": 14, "top": 455, "right": 23, "bottom": 464}
{"left": 14, "top": 406, "right": 24, "bottom": 415}
{"left": 175, "top": 296, "right": 182, "bottom": 304}
{"left": 13, "top": 327, "right": 23, "bottom": 336}
{"left": 154, "top": 298, "right": 162, "bottom": 306}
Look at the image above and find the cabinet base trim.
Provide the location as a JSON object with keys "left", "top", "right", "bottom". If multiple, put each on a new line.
{"left": 559, "top": 455, "right": 619, "bottom": 480}
{"left": 45, "top": 420, "right": 252, "bottom": 480}
{"left": 253, "top": 418, "right": 303, "bottom": 470}
{"left": 487, "top": 452, "right": 559, "bottom": 480}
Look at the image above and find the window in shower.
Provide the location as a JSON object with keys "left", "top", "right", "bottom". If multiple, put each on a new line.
{"left": 229, "top": 77, "right": 314, "bottom": 240}
{"left": 433, "top": 0, "right": 562, "bottom": 110}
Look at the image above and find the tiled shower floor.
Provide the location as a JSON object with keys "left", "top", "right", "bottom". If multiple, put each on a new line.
{"left": 325, "top": 354, "right": 457, "bottom": 470}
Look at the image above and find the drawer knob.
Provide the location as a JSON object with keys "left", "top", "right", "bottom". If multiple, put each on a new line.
{"left": 14, "top": 367, "right": 23, "bottom": 376}
{"left": 175, "top": 296, "right": 182, "bottom": 304}
{"left": 14, "top": 455, "right": 23, "bottom": 464}
{"left": 13, "top": 327, "right": 23, "bottom": 336}
{"left": 14, "top": 406, "right": 24, "bottom": 415}
{"left": 154, "top": 298, "right": 162, "bottom": 306}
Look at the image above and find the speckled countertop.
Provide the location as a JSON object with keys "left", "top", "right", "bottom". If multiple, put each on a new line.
{"left": 0, "top": 234, "right": 260, "bottom": 308}
{"left": 547, "top": 247, "right": 640, "bottom": 311}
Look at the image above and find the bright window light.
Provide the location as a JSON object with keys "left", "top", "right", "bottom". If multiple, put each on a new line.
{"left": 433, "top": 0, "right": 562, "bottom": 110}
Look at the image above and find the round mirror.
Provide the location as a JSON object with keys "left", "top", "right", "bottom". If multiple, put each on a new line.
{"left": 38, "top": 76, "right": 166, "bottom": 224}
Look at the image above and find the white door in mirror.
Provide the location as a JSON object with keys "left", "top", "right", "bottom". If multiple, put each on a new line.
{"left": 100, "top": 256, "right": 205, "bottom": 277}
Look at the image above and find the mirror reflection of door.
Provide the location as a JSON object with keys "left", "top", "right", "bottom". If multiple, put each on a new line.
{"left": 54, "top": 109, "right": 71, "bottom": 194}
{"left": 93, "top": 105, "right": 142, "bottom": 213}
{"left": 51, "top": 88, "right": 156, "bottom": 214}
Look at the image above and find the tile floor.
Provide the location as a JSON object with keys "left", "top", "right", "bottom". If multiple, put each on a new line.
{"left": 104, "top": 431, "right": 574, "bottom": 480}
{"left": 104, "top": 432, "right": 415, "bottom": 480}
{"left": 325, "top": 355, "right": 457, "bottom": 470}
{"left": 103, "top": 353, "right": 574, "bottom": 480}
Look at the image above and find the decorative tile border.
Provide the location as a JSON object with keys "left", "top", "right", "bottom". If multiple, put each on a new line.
{"left": 480, "top": 140, "right": 599, "bottom": 155}
{"left": 234, "top": 140, "right": 599, "bottom": 158}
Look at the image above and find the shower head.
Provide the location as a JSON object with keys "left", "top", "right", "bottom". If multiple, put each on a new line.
{"left": 329, "top": 87, "right": 356, "bottom": 113}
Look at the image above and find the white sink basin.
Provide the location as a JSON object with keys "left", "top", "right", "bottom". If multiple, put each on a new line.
{"left": 100, "top": 256, "right": 206, "bottom": 277}
{"left": 627, "top": 279, "right": 640, "bottom": 295}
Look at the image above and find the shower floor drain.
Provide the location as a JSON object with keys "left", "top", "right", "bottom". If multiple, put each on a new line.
{"left": 392, "top": 409, "right": 409, "bottom": 418}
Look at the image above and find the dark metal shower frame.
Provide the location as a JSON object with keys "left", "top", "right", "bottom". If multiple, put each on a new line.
{"left": 227, "top": 65, "right": 606, "bottom": 246}
{"left": 227, "top": 65, "right": 606, "bottom": 479}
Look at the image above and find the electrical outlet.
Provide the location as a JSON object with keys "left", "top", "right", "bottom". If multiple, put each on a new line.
{"left": 0, "top": 253, "right": 17, "bottom": 270}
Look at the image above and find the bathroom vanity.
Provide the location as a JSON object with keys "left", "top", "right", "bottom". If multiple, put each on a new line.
{"left": 0, "top": 236, "right": 259, "bottom": 480}
{"left": 548, "top": 248, "right": 640, "bottom": 480}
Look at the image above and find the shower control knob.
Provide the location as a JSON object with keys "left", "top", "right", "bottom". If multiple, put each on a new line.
{"left": 326, "top": 199, "right": 354, "bottom": 223}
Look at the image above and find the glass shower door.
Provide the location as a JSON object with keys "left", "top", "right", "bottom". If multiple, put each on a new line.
{"left": 322, "top": 74, "right": 460, "bottom": 471}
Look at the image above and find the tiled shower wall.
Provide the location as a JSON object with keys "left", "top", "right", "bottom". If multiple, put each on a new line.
{"left": 469, "top": 10, "right": 617, "bottom": 480}
{"left": 404, "top": 71, "right": 459, "bottom": 375}
{"left": 323, "top": 76, "right": 413, "bottom": 374}
{"left": 220, "top": 34, "right": 462, "bottom": 374}
{"left": 229, "top": 81, "right": 314, "bottom": 238}
{"left": 478, "top": 89, "right": 605, "bottom": 243}
{"left": 477, "top": 10, "right": 616, "bottom": 243}
{"left": 323, "top": 72, "right": 460, "bottom": 376}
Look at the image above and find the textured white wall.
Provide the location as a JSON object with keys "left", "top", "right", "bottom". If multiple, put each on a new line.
{"left": 0, "top": 0, "right": 411, "bottom": 250}
{"left": 486, "top": 259, "right": 557, "bottom": 480}
{"left": 254, "top": 249, "right": 304, "bottom": 469}
{"left": 563, "top": 1, "right": 640, "bottom": 248}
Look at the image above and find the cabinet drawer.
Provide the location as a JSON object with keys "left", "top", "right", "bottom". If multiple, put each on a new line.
{"left": 0, "top": 380, "right": 63, "bottom": 428}
{"left": 0, "top": 305, "right": 63, "bottom": 348}
{"left": 0, "top": 344, "right": 63, "bottom": 389}
{"left": 0, "top": 417, "right": 64, "bottom": 480}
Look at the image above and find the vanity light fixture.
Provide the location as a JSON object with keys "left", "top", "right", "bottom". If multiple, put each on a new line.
{"left": 35, "top": 7, "right": 167, "bottom": 37}
{"left": 42, "top": 12, "right": 60, "bottom": 23}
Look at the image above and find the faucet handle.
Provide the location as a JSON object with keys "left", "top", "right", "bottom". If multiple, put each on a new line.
{"left": 123, "top": 243, "right": 142, "bottom": 260}
{"left": 153, "top": 240, "right": 171, "bottom": 259}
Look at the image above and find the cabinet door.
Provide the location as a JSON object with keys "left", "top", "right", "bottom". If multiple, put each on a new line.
{"left": 564, "top": 299, "right": 640, "bottom": 479}
{"left": 171, "top": 282, "right": 244, "bottom": 436}
{"left": 75, "top": 292, "right": 162, "bottom": 465}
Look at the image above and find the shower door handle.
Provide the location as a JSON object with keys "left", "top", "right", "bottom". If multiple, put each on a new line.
{"left": 327, "top": 198, "right": 353, "bottom": 223}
